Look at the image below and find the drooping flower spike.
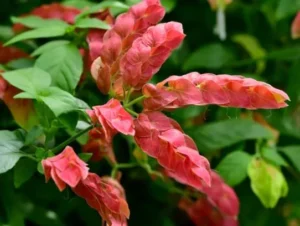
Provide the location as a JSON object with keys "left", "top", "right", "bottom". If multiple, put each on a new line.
{"left": 143, "top": 72, "right": 290, "bottom": 111}
{"left": 72, "top": 173, "right": 130, "bottom": 226}
{"left": 134, "top": 111, "right": 211, "bottom": 190}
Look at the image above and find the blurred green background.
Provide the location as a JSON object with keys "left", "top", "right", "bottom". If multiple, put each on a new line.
{"left": 1, "top": 0, "right": 300, "bottom": 226}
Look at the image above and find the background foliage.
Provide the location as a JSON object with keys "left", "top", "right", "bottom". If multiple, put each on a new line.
{"left": 1, "top": 0, "right": 300, "bottom": 226}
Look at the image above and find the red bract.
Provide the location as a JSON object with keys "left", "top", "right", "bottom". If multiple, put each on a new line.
{"left": 91, "top": 0, "right": 165, "bottom": 96}
{"left": 88, "top": 99, "right": 135, "bottom": 141}
{"left": 83, "top": 128, "right": 116, "bottom": 163}
{"left": 72, "top": 173, "right": 130, "bottom": 226}
{"left": 0, "top": 42, "right": 28, "bottom": 64}
{"left": 42, "top": 146, "right": 89, "bottom": 191}
{"left": 179, "top": 197, "right": 238, "bottom": 226}
{"left": 13, "top": 3, "right": 81, "bottom": 32}
{"left": 143, "top": 72, "right": 290, "bottom": 110}
{"left": 120, "top": 22, "right": 185, "bottom": 89}
{"left": 201, "top": 171, "right": 239, "bottom": 217}
{"left": 292, "top": 12, "right": 300, "bottom": 39}
{"left": 134, "top": 111, "right": 211, "bottom": 189}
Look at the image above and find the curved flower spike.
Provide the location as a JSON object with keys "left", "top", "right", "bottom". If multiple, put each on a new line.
{"left": 42, "top": 146, "right": 89, "bottom": 191}
{"left": 143, "top": 72, "right": 290, "bottom": 111}
{"left": 134, "top": 111, "right": 211, "bottom": 190}
{"left": 292, "top": 12, "right": 300, "bottom": 39}
{"left": 91, "top": 0, "right": 165, "bottom": 95}
{"left": 72, "top": 174, "right": 130, "bottom": 226}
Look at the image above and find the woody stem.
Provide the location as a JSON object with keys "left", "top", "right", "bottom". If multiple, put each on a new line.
{"left": 51, "top": 125, "right": 94, "bottom": 154}
{"left": 124, "top": 95, "right": 146, "bottom": 108}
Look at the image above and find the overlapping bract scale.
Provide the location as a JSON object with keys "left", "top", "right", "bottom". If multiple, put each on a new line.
{"left": 72, "top": 174, "right": 130, "bottom": 226}
{"left": 179, "top": 171, "right": 239, "bottom": 226}
{"left": 120, "top": 22, "right": 185, "bottom": 89}
{"left": 134, "top": 111, "right": 211, "bottom": 189}
{"left": 292, "top": 12, "right": 300, "bottom": 39}
{"left": 143, "top": 72, "right": 289, "bottom": 111}
{"left": 42, "top": 146, "right": 89, "bottom": 191}
{"left": 88, "top": 99, "right": 135, "bottom": 141}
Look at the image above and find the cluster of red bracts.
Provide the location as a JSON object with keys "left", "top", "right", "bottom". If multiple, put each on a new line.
{"left": 42, "top": 146, "right": 129, "bottom": 226}
{"left": 179, "top": 172, "right": 239, "bottom": 226}
{"left": 143, "top": 72, "right": 290, "bottom": 111}
{"left": 90, "top": 0, "right": 184, "bottom": 96}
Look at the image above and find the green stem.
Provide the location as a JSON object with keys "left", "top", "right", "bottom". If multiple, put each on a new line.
{"left": 111, "top": 163, "right": 139, "bottom": 178}
{"left": 125, "top": 95, "right": 146, "bottom": 108}
{"left": 51, "top": 125, "right": 94, "bottom": 154}
{"left": 125, "top": 108, "right": 139, "bottom": 117}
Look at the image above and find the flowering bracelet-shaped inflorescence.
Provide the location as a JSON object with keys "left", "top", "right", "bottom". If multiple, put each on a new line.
{"left": 2, "top": 0, "right": 289, "bottom": 226}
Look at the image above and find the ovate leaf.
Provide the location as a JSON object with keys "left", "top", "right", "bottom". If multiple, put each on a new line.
{"left": 63, "top": 0, "right": 96, "bottom": 8}
{"left": 216, "top": 151, "right": 252, "bottom": 186}
{"left": 278, "top": 146, "right": 300, "bottom": 172}
{"left": 232, "top": 34, "right": 266, "bottom": 74}
{"left": 248, "top": 158, "right": 288, "bottom": 208}
{"left": 38, "top": 87, "right": 80, "bottom": 116}
{"left": 261, "top": 147, "right": 288, "bottom": 167}
{"left": 31, "top": 40, "right": 70, "bottom": 57}
{"left": 35, "top": 44, "right": 83, "bottom": 93}
{"left": 11, "top": 16, "right": 69, "bottom": 29}
{"left": 183, "top": 43, "right": 235, "bottom": 71}
{"left": 187, "top": 119, "right": 273, "bottom": 153}
{"left": 75, "top": 18, "right": 110, "bottom": 29}
{"left": 75, "top": 1, "right": 129, "bottom": 20}
{"left": 14, "top": 158, "right": 37, "bottom": 188}
{"left": 5, "top": 26, "right": 69, "bottom": 46}
{"left": 275, "top": 0, "right": 300, "bottom": 20}
{"left": 0, "top": 130, "right": 25, "bottom": 174}
{"left": 2, "top": 67, "right": 51, "bottom": 96}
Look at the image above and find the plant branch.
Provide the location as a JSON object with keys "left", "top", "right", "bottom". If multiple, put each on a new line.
{"left": 125, "top": 95, "right": 146, "bottom": 108}
{"left": 51, "top": 125, "right": 94, "bottom": 154}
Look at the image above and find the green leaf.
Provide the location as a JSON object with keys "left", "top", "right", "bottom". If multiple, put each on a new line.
{"left": 278, "top": 146, "right": 300, "bottom": 172}
{"left": 2, "top": 67, "right": 51, "bottom": 96}
{"left": 76, "top": 1, "right": 129, "bottom": 21}
{"left": 38, "top": 87, "right": 80, "bottom": 116}
{"left": 275, "top": 0, "right": 300, "bottom": 20}
{"left": 35, "top": 44, "right": 83, "bottom": 93}
{"left": 183, "top": 43, "right": 235, "bottom": 71}
{"left": 63, "top": 0, "right": 96, "bottom": 8}
{"left": 78, "top": 153, "right": 93, "bottom": 162}
{"left": 162, "top": 0, "right": 177, "bottom": 12}
{"left": 187, "top": 119, "right": 274, "bottom": 153}
{"left": 75, "top": 18, "right": 110, "bottom": 29}
{"left": 11, "top": 16, "right": 69, "bottom": 29}
{"left": 14, "top": 158, "right": 37, "bottom": 188}
{"left": 232, "top": 34, "right": 266, "bottom": 74}
{"left": 248, "top": 157, "right": 288, "bottom": 208}
{"left": 261, "top": 147, "right": 288, "bottom": 167}
{"left": 59, "top": 111, "right": 79, "bottom": 130}
{"left": 6, "top": 58, "right": 35, "bottom": 69}
{"left": 216, "top": 151, "right": 252, "bottom": 186}
{"left": 0, "top": 130, "right": 25, "bottom": 174}
{"left": 24, "top": 126, "right": 44, "bottom": 146}
{"left": 5, "top": 26, "right": 69, "bottom": 46}
{"left": 31, "top": 40, "right": 70, "bottom": 57}
{"left": 0, "top": 25, "right": 14, "bottom": 41}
